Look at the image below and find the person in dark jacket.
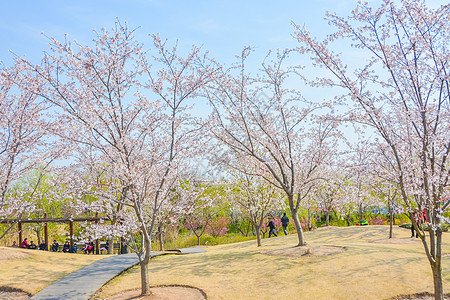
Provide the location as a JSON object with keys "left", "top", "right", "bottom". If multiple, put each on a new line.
{"left": 28, "top": 241, "right": 37, "bottom": 249}
{"left": 411, "top": 208, "right": 421, "bottom": 239}
{"left": 267, "top": 218, "right": 278, "bottom": 237}
{"left": 51, "top": 240, "right": 59, "bottom": 252}
{"left": 281, "top": 212, "right": 289, "bottom": 235}
{"left": 62, "top": 241, "right": 71, "bottom": 253}
{"left": 38, "top": 241, "right": 46, "bottom": 251}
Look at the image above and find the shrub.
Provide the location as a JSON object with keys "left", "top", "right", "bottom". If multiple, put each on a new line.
{"left": 368, "top": 217, "right": 386, "bottom": 225}
{"left": 205, "top": 217, "right": 230, "bottom": 237}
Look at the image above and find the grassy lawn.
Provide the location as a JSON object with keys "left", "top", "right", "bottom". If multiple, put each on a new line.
{"left": 97, "top": 226, "right": 450, "bottom": 299}
{"left": 0, "top": 247, "right": 107, "bottom": 294}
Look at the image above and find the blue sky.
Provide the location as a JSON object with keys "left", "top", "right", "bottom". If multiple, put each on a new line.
{"left": 0, "top": 0, "right": 375, "bottom": 65}
{"left": 0, "top": 0, "right": 446, "bottom": 169}
{"left": 1, "top": 0, "right": 445, "bottom": 118}
{"left": 1, "top": 0, "right": 446, "bottom": 65}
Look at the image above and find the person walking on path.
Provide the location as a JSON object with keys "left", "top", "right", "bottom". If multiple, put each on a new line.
{"left": 267, "top": 218, "right": 278, "bottom": 237}
{"left": 281, "top": 213, "right": 289, "bottom": 235}
{"left": 411, "top": 208, "right": 421, "bottom": 239}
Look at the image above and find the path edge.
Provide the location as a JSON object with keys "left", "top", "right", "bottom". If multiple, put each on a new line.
{"left": 89, "top": 259, "right": 139, "bottom": 300}
{"left": 90, "top": 248, "right": 206, "bottom": 300}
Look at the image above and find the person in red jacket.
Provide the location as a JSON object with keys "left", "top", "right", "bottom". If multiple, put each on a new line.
{"left": 21, "top": 238, "right": 28, "bottom": 248}
{"left": 422, "top": 208, "right": 428, "bottom": 223}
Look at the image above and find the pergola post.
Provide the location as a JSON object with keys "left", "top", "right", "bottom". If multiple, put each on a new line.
{"left": 44, "top": 213, "right": 48, "bottom": 251}
{"left": 69, "top": 221, "right": 74, "bottom": 253}
{"left": 120, "top": 237, "right": 128, "bottom": 254}
{"left": 18, "top": 222, "right": 22, "bottom": 246}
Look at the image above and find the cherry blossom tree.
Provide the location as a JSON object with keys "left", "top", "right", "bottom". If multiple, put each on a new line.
{"left": 294, "top": 1, "right": 449, "bottom": 297}
{"left": 343, "top": 141, "right": 378, "bottom": 221}
{"left": 334, "top": 181, "right": 358, "bottom": 226}
{"left": 312, "top": 169, "right": 345, "bottom": 226}
{"left": 182, "top": 182, "right": 227, "bottom": 246}
{"left": 11, "top": 170, "right": 62, "bottom": 244}
{"left": 369, "top": 142, "right": 404, "bottom": 237}
{"left": 301, "top": 190, "right": 318, "bottom": 230}
{"left": 206, "top": 49, "right": 340, "bottom": 246}
{"left": 0, "top": 62, "right": 55, "bottom": 240}
{"left": 22, "top": 22, "right": 213, "bottom": 296}
{"left": 372, "top": 173, "right": 400, "bottom": 238}
{"left": 229, "top": 173, "right": 285, "bottom": 246}
{"left": 228, "top": 207, "right": 253, "bottom": 237}
{"left": 50, "top": 163, "right": 131, "bottom": 254}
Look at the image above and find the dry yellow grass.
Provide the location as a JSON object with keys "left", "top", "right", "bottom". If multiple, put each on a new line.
{"left": 97, "top": 226, "right": 450, "bottom": 300}
{"left": 0, "top": 247, "right": 107, "bottom": 294}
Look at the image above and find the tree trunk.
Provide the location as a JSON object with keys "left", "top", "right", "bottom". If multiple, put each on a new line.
{"left": 326, "top": 210, "right": 330, "bottom": 226}
{"left": 109, "top": 217, "right": 117, "bottom": 254}
{"left": 159, "top": 232, "right": 164, "bottom": 251}
{"left": 346, "top": 212, "right": 351, "bottom": 227}
{"left": 108, "top": 237, "right": 114, "bottom": 254}
{"left": 291, "top": 210, "right": 305, "bottom": 246}
{"left": 255, "top": 226, "right": 261, "bottom": 247}
{"left": 140, "top": 227, "right": 152, "bottom": 296}
{"left": 35, "top": 228, "right": 41, "bottom": 245}
{"left": 431, "top": 229, "right": 443, "bottom": 300}
{"left": 389, "top": 209, "right": 394, "bottom": 239}
{"left": 307, "top": 207, "right": 311, "bottom": 231}
{"left": 197, "top": 235, "right": 201, "bottom": 246}
{"left": 288, "top": 193, "right": 305, "bottom": 246}
{"left": 431, "top": 264, "right": 443, "bottom": 300}
{"left": 235, "top": 225, "right": 246, "bottom": 237}
{"left": 419, "top": 224, "right": 444, "bottom": 300}
{"left": 140, "top": 259, "right": 151, "bottom": 296}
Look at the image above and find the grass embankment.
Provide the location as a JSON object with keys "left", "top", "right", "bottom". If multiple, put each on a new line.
{"left": 0, "top": 247, "right": 107, "bottom": 294}
{"left": 97, "top": 226, "right": 450, "bottom": 300}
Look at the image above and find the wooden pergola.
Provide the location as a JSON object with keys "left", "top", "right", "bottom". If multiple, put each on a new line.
{"left": 0, "top": 215, "right": 105, "bottom": 254}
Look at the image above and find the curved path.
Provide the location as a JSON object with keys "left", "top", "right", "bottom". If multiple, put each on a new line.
{"left": 31, "top": 248, "right": 206, "bottom": 300}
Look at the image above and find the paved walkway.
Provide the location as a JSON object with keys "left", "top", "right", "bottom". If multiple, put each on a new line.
{"left": 31, "top": 248, "right": 206, "bottom": 300}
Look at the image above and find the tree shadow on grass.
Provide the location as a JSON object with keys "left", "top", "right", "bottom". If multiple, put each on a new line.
{"left": 260, "top": 245, "right": 346, "bottom": 258}
{"left": 0, "top": 286, "right": 31, "bottom": 299}
{"left": 388, "top": 292, "right": 450, "bottom": 299}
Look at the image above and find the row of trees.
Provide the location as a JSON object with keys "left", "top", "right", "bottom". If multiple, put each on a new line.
{"left": 0, "top": 1, "right": 448, "bottom": 298}
{"left": 0, "top": 166, "right": 407, "bottom": 251}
